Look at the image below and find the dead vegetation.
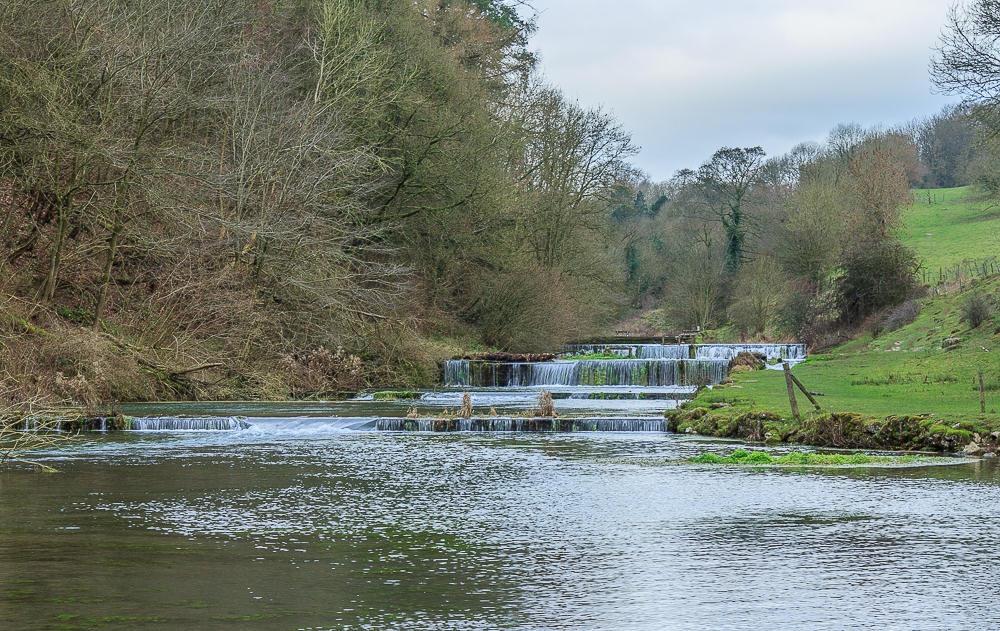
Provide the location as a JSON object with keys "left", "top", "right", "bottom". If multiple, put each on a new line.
{"left": 535, "top": 390, "right": 556, "bottom": 417}
{"left": 0, "top": 399, "right": 71, "bottom": 472}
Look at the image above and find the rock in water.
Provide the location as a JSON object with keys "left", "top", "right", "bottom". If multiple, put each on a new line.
{"left": 728, "top": 352, "right": 766, "bottom": 371}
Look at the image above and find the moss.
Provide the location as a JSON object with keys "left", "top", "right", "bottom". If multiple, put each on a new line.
{"left": 371, "top": 390, "right": 421, "bottom": 401}
{"left": 667, "top": 406, "right": 994, "bottom": 453}
{"left": 559, "top": 352, "right": 623, "bottom": 360}
{"left": 686, "top": 450, "right": 954, "bottom": 467}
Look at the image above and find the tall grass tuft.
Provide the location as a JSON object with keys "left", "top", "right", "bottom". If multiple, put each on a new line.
{"left": 960, "top": 292, "right": 993, "bottom": 328}
{"left": 536, "top": 391, "right": 555, "bottom": 417}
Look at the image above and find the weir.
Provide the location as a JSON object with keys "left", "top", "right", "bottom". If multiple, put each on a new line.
{"left": 443, "top": 358, "right": 730, "bottom": 388}
{"left": 128, "top": 417, "right": 251, "bottom": 431}
{"left": 562, "top": 342, "right": 806, "bottom": 362}
{"left": 91, "top": 343, "right": 805, "bottom": 435}
{"left": 375, "top": 417, "right": 669, "bottom": 432}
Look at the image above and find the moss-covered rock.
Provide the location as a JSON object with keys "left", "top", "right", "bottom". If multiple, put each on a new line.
{"left": 667, "top": 407, "right": 995, "bottom": 453}
{"left": 372, "top": 390, "right": 422, "bottom": 401}
{"left": 57, "top": 412, "right": 134, "bottom": 432}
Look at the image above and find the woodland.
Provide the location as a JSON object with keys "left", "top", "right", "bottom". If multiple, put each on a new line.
{"left": 0, "top": 0, "right": 994, "bottom": 403}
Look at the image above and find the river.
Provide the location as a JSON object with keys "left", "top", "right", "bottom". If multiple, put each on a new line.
{"left": 2, "top": 344, "right": 997, "bottom": 629}
{"left": 2, "top": 421, "right": 998, "bottom": 630}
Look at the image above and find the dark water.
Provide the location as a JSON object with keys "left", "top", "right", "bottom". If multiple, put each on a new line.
{"left": 2, "top": 421, "right": 999, "bottom": 631}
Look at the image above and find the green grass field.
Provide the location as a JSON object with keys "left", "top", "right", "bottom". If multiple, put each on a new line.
{"left": 699, "top": 276, "right": 1000, "bottom": 425}
{"left": 903, "top": 186, "right": 1000, "bottom": 274}
{"left": 691, "top": 188, "right": 1000, "bottom": 429}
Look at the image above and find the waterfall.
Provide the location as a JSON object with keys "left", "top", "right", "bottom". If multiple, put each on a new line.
{"left": 562, "top": 342, "right": 805, "bottom": 362}
{"left": 691, "top": 343, "right": 806, "bottom": 361}
{"left": 375, "top": 417, "right": 670, "bottom": 432}
{"left": 562, "top": 343, "right": 689, "bottom": 359}
{"left": 129, "top": 417, "right": 251, "bottom": 431}
{"left": 442, "top": 358, "right": 729, "bottom": 388}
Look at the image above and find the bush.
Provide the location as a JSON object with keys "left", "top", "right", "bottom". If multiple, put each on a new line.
{"left": 881, "top": 299, "right": 921, "bottom": 332}
{"left": 728, "top": 256, "right": 785, "bottom": 338}
{"left": 838, "top": 239, "right": 921, "bottom": 323}
{"left": 961, "top": 292, "right": 994, "bottom": 328}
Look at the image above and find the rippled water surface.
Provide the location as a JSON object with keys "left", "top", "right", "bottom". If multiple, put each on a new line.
{"left": 3, "top": 421, "right": 1000, "bottom": 630}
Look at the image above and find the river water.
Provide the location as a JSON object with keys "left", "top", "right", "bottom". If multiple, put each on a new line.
{"left": 3, "top": 344, "right": 998, "bottom": 629}
{"left": 2, "top": 418, "right": 999, "bottom": 630}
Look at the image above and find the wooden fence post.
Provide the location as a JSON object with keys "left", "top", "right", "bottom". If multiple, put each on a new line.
{"left": 783, "top": 362, "right": 800, "bottom": 420}
{"left": 788, "top": 371, "right": 822, "bottom": 411}
{"left": 980, "top": 372, "right": 986, "bottom": 414}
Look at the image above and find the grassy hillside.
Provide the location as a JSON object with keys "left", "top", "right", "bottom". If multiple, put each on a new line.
{"left": 903, "top": 186, "right": 1000, "bottom": 274}
{"left": 674, "top": 190, "right": 1000, "bottom": 450}
{"left": 694, "top": 275, "right": 1000, "bottom": 424}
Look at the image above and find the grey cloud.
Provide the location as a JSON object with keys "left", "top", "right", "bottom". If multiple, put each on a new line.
{"left": 529, "top": 0, "right": 961, "bottom": 179}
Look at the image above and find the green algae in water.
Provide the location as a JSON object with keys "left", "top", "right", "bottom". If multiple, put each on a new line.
{"left": 686, "top": 449, "right": 959, "bottom": 467}
{"left": 600, "top": 449, "right": 966, "bottom": 468}
{"left": 559, "top": 352, "right": 624, "bottom": 360}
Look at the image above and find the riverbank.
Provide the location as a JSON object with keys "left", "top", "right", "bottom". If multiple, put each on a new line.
{"left": 0, "top": 301, "right": 484, "bottom": 406}
{"left": 666, "top": 406, "right": 997, "bottom": 453}
{"left": 667, "top": 275, "right": 1000, "bottom": 453}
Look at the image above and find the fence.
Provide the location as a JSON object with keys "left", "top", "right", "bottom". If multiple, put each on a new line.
{"left": 925, "top": 256, "right": 1000, "bottom": 296}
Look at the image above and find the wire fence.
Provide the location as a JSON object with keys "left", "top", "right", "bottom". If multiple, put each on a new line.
{"left": 925, "top": 256, "right": 1000, "bottom": 295}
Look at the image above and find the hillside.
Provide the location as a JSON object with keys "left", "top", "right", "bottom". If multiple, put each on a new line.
{"left": 691, "top": 276, "right": 1000, "bottom": 422}
{"left": 903, "top": 186, "right": 1000, "bottom": 277}
{"left": 673, "top": 189, "right": 1000, "bottom": 449}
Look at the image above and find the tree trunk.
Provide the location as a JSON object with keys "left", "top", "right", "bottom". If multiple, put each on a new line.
{"left": 40, "top": 200, "right": 69, "bottom": 303}
{"left": 93, "top": 217, "right": 121, "bottom": 332}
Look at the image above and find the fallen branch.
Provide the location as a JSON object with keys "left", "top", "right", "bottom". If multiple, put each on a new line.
{"left": 169, "top": 363, "right": 224, "bottom": 377}
{"left": 0, "top": 309, "right": 51, "bottom": 337}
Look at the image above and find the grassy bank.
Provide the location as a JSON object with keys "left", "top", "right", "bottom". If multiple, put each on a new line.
{"left": 670, "top": 187, "right": 1000, "bottom": 453}
{"left": 670, "top": 274, "right": 1000, "bottom": 452}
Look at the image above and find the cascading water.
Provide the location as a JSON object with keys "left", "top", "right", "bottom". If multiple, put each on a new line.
{"left": 562, "top": 342, "right": 806, "bottom": 362}
{"left": 129, "top": 417, "right": 251, "bottom": 431}
{"left": 691, "top": 343, "right": 806, "bottom": 362}
{"left": 443, "top": 358, "right": 729, "bottom": 388}
{"left": 424, "top": 342, "right": 810, "bottom": 432}
{"left": 563, "top": 344, "right": 690, "bottom": 359}
{"left": 109, "top": 342, "right": 806, "bottom": 435}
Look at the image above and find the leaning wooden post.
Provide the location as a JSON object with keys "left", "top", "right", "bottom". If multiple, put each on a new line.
{"left": 788, "top": 371, "right": 822, "bottom": 411}
{"left": 980, "top": 372, "right": 986, "bottom": 414}
{"left": 783, "top": 362, "right": 800, "bottom": 420}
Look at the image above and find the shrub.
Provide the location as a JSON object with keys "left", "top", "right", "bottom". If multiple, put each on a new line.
{"left": 961, "top": 292, "right": 993, "bottom": 329}
{"left": 838, "top": 239, "right": 921, "bottom": 323}
{"left": 278, "top": 346, "right": 365, "bottom": 394}
{"left": 881, "top": 299, "right": 921, "bottom": 333}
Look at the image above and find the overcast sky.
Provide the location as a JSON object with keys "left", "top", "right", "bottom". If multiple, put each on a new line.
{"left": 527, "top": 0, "right": 961, "bottom": 181}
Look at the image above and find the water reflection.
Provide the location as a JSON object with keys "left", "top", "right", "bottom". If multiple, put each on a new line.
{"left": 2, "top": 432, "right": 998, "bottom": 630}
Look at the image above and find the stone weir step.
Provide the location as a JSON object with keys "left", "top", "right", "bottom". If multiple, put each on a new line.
{"left": 374, "top": 416, "right": 669, "bottom": 432}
